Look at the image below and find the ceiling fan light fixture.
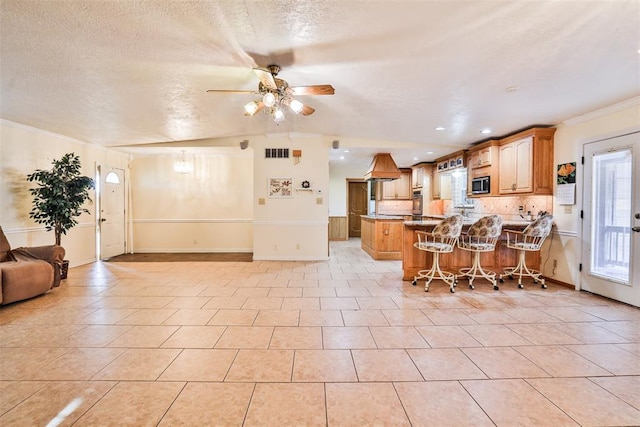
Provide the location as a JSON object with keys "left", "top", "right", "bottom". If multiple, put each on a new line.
{"left": 289, "top": 99, "right": 304, "bottom": 114}
{"left": 273, "top": 108, "right": 285, "bottom": 123}
{"left": 263, "top": 92, "right": 276, "bottom": 108}
{"left": 244, "top": 101, "right": 259, "bottom": 116}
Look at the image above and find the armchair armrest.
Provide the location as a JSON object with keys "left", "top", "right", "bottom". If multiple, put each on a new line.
{"left": 11, "top": 245, "right": 65, "bottom": 264}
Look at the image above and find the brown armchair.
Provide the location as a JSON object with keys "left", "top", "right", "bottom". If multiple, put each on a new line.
{"left": 0, "top": 227, "right": 65, "bottom": 305}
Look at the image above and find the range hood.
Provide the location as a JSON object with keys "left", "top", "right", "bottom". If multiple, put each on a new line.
{"left": 364, "top": 153, "right": 401, "bottom": 181}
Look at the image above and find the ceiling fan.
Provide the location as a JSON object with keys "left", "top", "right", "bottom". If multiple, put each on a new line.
{"left": 206, "top": 65, "right": 334, "bottom": 122}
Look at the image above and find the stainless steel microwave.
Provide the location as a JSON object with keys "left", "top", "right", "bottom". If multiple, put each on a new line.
{"left": 471, "top": 176, "right": 490, "bottom": 194}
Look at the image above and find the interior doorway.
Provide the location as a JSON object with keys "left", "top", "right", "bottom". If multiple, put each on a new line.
{"left": 348, "top": 180, "right": 368, "bottom": 238}
{"left": 581, "top": 131, "right": 640, "bottom": 307}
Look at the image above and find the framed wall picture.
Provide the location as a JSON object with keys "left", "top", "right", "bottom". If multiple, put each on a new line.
{"left": 268, "top": 177, "right": 293, "bottom": 198}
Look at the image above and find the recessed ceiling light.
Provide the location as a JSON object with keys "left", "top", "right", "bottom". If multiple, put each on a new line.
{"left": 413, "top": 157, "right": 419, "bottom": 161}
{"left": 343, "top": 149, "right": 350, "bottom": 153}
{"left": 340, "top": 156, "right": 345, "bottom": 160}
{"left": 435, "top": 126, "right": 446, "bottom": 131}
{"left": 426, "top": 151, "right": 434, "bottom": 154}
{"left": 481, "top": 129, "right": 492, "bottom": 134}
{"left": 506, "top": 86, "right": 519, "bottom": 92}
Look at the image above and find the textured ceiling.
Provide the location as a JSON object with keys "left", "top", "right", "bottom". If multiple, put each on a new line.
{"left": 1, "top": 0, "right": 638, "bottom": 168}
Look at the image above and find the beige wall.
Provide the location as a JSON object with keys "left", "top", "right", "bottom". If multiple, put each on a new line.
{"left": 252, "top": 134, "right": 330, "bottom": 260}
{"left": 550, "top": 97, "right": 640, "bottom": 287}
{"left": 130, "top": 150, "right": 254, "bottom": 252}
{"left": 0, "top": 120, "right": 129, "bottom": 266}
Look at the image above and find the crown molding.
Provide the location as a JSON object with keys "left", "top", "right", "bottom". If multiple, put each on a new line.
{"left": 563, "top": 96, "right": 640, "bottom": 125}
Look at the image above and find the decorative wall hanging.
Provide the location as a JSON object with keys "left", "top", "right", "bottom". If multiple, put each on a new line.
{"left": 556, "top": 162, "right": 576, "bottom": 205}
{"left": 268, "top": 177, "right": 293, "bottom": 198}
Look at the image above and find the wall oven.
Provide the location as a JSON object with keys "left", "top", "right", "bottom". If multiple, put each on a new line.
{"left": 412, "top": 190, "right": 423, "bottom": 216}
{"left": 471, "top": 176, "right": 490, "bottom": 195}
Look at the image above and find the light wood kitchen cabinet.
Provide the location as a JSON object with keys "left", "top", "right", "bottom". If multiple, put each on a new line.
{"left": 432, "top": 150, "right": 465, "bottom": 200}
{"left": 361, "top": 216, "right": 404, "bottom": 260}
{"left": 469, "top": 140, "right": 497, "bottom": 169}
{"left": 381, "top": 168, "right": 412, "bottom": 200}
{"left": 432, "top": 166, "right": 441, "bottom": 199}
{"left": 432, "top": 169, "right": 452, "bottom": 200}
{"left": 411, "top": 165, "right": 424, "bottom": 189}
{"left": 467, "top": 140, "right": 500, "bottom": 197}
{"left": 498, "top": 127, "right": 555, "bottom": 195}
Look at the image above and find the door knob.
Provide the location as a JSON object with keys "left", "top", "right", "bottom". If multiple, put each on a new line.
{"left": 632, "top": 226, "right": 640, "bottom": 233}
{"left": 100, "top": 218, "right": 107, "bottom": 222}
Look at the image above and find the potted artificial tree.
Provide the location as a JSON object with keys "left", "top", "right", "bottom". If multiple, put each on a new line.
{"left": 27, "top": 152, "right": 95, "bottom": 279}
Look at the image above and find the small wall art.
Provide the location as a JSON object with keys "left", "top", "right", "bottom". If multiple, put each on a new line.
{"left": 557, "top": 162, "right": 576, "bottom": 184}
{"left": 557, "top": 162, "right": 577, "bottom": 205}
{"left": 268, "top": 177, "right": 293, "bottom": 198}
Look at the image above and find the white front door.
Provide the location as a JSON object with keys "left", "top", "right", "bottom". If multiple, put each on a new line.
{"left": 99, "top": 166, "right": 126, "bottom": 259}
{"left": 581, "top": 131, "right": 640, "bottom": 307}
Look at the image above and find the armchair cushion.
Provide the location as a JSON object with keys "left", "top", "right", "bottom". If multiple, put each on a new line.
{"left": 0, "top": 226, "right": 65, "bottom": 305}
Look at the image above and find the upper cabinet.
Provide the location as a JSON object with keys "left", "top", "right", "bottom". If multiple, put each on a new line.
{"left": 468, "top": 140, "right": 498, "bottom": 169}
{"left": 433, "top": 150, "right": 466, "bottom": 200}
{"left": 411, "top": 165, "right": 424, "bottom": 189}
{"left": 381, "top": 168, "right": 412, "bottom": 200}
{"left": 467, "top": 140, "right": 500, "bottom": 197}
{"left": 498, "top": 127, "right": 555, "bottom": 195}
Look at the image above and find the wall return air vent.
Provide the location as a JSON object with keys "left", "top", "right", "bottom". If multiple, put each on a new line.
{"left": 265, "top": 148, "right": 289, "bottom": 158}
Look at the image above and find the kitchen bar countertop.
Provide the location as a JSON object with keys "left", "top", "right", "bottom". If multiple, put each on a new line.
{"left": 404, "top": 218, "right": 534, "bottom": 227}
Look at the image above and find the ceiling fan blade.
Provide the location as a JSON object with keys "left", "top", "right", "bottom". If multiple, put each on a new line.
{"left": 253, "top": 67, "right": 277, "bottom": 90}
{"left": 206, "top": 89, "right": 258, "bottom": 94}
{"left": 300, "top": 104, "right": 315, "bottom": 116}
{"left": 289, "top": 85, "right": 335, "bottom": 96}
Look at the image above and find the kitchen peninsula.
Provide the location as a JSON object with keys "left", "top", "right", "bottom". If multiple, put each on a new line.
{"left": 402, "top": 218, "right": 542, "bottom": 283}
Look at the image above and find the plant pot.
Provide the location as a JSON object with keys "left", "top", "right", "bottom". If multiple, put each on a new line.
{"left": 60, "top": 260, "right": 69, "bottom": 280}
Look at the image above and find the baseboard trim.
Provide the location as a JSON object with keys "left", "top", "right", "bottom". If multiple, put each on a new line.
{"left": 544, "top": 276, "right": 575, "bottom": 289}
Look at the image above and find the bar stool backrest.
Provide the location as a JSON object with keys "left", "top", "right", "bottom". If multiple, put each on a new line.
{"left": 432, "top": 214, "right": 463, "bottom": 238}
{"left": 523, "top": 214, "right": 554, "bottom": 238}
{"left": 467, "top": 215, "right": 503, "bottom": 238}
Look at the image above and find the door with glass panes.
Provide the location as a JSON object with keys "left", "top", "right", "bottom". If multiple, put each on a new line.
{"left": 581, "top": 131, "right": 640, "bottom": 307}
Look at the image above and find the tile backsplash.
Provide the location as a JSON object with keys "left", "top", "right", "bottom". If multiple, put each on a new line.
{"left": 377, "top": 200, "right": 412, "bottom": 215}
{"left": 443, "top": 195, "right": 552, "bottom": 221}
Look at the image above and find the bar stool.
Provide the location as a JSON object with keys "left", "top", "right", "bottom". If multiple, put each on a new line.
{"left": 412, "top": 214, "right": 463, "bottom": 293}
{"left": 499, "top": 214, "right": 554, "bottom": 289}
{"left": 457, "top": 215, "right": 503, "bottom": 290}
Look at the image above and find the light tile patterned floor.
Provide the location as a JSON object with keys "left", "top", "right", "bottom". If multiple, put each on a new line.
{"left": 1, "top": 239, "right": 640, "bottom": 426}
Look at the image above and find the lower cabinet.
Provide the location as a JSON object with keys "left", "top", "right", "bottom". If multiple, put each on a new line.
{"left": 402, "top": 223, "right": 541, "bottom": 281}
{"left": 361, "top": 217, "right": 404, "bottom": 260}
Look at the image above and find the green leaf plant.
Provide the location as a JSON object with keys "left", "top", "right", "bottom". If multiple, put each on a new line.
{"left": 27, "top": 153, "right": 95, "bottom": 246}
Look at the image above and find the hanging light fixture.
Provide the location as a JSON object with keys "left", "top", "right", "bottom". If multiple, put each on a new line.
{"left": 273, "top": 108, "right": 285, "bottom": 123}
{"left": 262, "top": 92, "right": 276, "bottom": 108}
{"left": 174, "top": 150, "right": 193, "bottom": 174}
{"left": 283, "top": 97, "right": 304, "bottom": 114}
{"left": 243, "top": 101, "right": 259, "bottom": 116}
{"left": 245, "top": 84, "right": 307, "bottom": 122}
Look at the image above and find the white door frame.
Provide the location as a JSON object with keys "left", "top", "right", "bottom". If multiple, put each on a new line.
{"left": 580, "top": 130, "right": 640, "bottom": 306}
{"left": 97, "top": 164, "right": 127, "bottom": 259}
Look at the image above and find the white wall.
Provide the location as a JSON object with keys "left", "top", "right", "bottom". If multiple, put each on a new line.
{"left": 549, "top": 97, "right": 640, "bottom": 286}
{"left": 0, "top": 120, "right": 129, "bottom": 266}
{"left": 130, "top": 149, "right": 254, "bottom": 252}
{"left": 328, "top": 163, "right": 370, "bottom": 216}
{"left": 252, "top": 134, "right": 330, "bottom": 260}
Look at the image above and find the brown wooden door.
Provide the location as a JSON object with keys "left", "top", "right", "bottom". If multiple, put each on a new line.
{"left": 348, "top": 181, "right": 368, "bottom": 237}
